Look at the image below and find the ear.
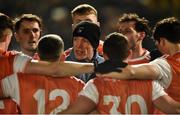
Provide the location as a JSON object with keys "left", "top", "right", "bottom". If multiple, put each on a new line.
{"left": 127, "top": 49, "right": 133, "bottom": 59}
{"left": 127, "top": 50, "right": 132, "bottom": 57}
{"left": 0, "top": 36, "right": 5, "bottom": 42}
{"left": 159, "top": 37, "right": 166, "bottom": 46}
{"left": 139, "top": 31, "right": 146, "bottom": 40}
{"left": 14, "top": 32, "right": 20, "bottom": 42}
{"left": 96, "top": 21, "right": 100, "bottom": 27}
{"left": 72, "top": 24, "right": 75, "bottom": 31}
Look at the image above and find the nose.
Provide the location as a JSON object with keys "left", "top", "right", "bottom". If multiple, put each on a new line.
{"left": 30, "top": 30, "right": 36, "bottom": 37}
{"left": 77, "top": 40, "right": 84, "bottom": 48}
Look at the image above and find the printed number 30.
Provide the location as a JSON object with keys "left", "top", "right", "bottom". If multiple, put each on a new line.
{"left": 103, "top": 95, "right": 147, "bottom": 114}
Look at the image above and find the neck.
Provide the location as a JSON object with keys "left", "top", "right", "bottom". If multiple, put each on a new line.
{"left": 168, "top": 44, "right": 180, "bottom": 55}
{"left": 22, "top": 49, "right": 35, "bottom": 57}
{"left": 0, "top": 42, "right": 7, "bottom": 51}
{"left": 129, "top": 45, "right": 145, "bottom": 59}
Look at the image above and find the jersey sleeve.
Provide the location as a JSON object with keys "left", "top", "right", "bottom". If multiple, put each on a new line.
{"left": 150, "top": 58, "right": 172, "bottom": 89}
{"left": 13, "top": 53, "right": 32, "bottom": 73}
{"left": 1, "top": 74, "right": 20, "bottom": 104}
{"left": 79, "top": 80, "right": 99, "bottom": 104}
{"left": 152, "top": 81, "right": 167, "bottom": 100}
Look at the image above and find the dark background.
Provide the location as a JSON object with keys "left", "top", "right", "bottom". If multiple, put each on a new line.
{"left": 0, "top": 0, "right": 179, "bottom": 51}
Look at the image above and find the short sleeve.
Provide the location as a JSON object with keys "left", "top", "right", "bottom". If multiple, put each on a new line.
{"left": 13, "top": 53, "right": 32, "bottom": 73}
{"left": 150, "top": 58, "right": 172, "bottom": 89}
{"left": 79, "top": 80, "right": 99, "bottom": 104}
{"left": 152, "top": 81, "right": 167, "bottom": 100}
{"left": 1, "top": 73, "right": 20, "bottom": 104}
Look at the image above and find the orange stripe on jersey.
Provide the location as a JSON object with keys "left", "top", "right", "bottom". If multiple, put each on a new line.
{"left": 0, "top": 55, "right": 15, "bottom": 80}
{"left": 93, "top": 78, "right": 154, "bottom": 114}
{"left": 0, "top": 50, "right": 19, "bottom": 114}
{"left": 0, "top": 99, "right": 19, "bottom": 113}
{"left": 166, "top": 52, "right": 180, "bottom": 101}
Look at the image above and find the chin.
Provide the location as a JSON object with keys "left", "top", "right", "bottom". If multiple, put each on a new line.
{"left": 76, "top": 57, "right": 85, "bottom": 60}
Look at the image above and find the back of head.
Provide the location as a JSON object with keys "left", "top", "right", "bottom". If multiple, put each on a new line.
{"left": 103, "top": 32, "right": 129, "bottom": 61}
{"left": 0, "top": 13, "right": 13, "bottom": 41}
{"left": 73, "top": 21, "right": 101, "bottom": 50}
{"left": 14, "top": 14, "right": 42, "bottom": 32}
{"left": 153, "top": 17, "right": 180, "bottom": 43}
{"left": 118, "top": 13, "right": 150, "bottom": 38}
{"left": 37, "top": 34, "right": 64, "bottom": 61}
{"left": 71, "top": 4, "right": 97, "bottom": 17}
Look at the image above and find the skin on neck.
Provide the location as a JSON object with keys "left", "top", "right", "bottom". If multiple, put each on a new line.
{"left": 0, "top": 42, "right": 6, "bottom": 50}
{"left": 21, "top": 48, "right": 36, "bottom": 57}
{"left": 128, "top": 40, "right": 145, "bottom": 59}
{"left": 165, "top": 41, "right": 180, "bottom": 55}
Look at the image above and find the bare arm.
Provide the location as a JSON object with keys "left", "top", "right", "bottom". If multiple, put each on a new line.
{"left": 24, "top": 60, "right": 94, "bottom": 76}
{"left": 96, "top": 64, "right": 159, "bottom": 80}
{"left": 60, "top": 95, "right": 96, "bottom": 114}
{"left": 154, "top": 95, "right": 180, "bottom": 113}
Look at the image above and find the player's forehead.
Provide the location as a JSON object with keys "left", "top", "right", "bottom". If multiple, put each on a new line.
{"left": 118, "top": 21, "right": 136, "bottom": 29}
{"left": 72, "top": 14, "right": 98, "bottom": 24}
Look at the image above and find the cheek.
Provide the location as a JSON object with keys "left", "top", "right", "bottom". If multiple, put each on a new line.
{"left": 35, "top": 32, "right": 41, "bottom": 38}
{"left": 87, "top": 45, "right": 94, "bottom": 52}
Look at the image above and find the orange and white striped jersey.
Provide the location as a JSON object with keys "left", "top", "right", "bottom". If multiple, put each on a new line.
{"left": 0, "top": 50, "right": 31, "bottom": 114}
{"left": 150, "top": 52, "right": 180, "bottom": 101}
{"left": 80, "top": 78, "right": 166, "bottom": 114}
{"left": 0, "top": 73, "right": 84, "bottom": 114}
{"left": 0, "top": 53, "right": 31, "bottom": 79}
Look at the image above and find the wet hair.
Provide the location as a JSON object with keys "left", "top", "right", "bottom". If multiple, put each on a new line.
{"left": 14, "top": 14, "right": 42, "bottom": 32}
{"left": 71, "top": 4, "right": 97, "bottom": 17}
{"left": 103, "top": 32, "right": 129, "bottom": 61}
{"left": 0, "top": 13, "right": 14, "bottom": 40}
{"left": 37, "top": 34, "right": 64, "bottom": 61}
{"left": 118, "top": 13, "right": 151, "bottom": 38}
{"left": 153, "top": 17, "right": 180, "bottom": 43}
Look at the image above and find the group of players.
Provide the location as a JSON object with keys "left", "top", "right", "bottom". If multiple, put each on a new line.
{"left": 0, "top": 3, "right": 180, "bottom": 114}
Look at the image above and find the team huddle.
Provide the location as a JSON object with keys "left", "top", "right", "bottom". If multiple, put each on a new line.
{"left": 0, "top": 4, "right": 180, "bottom": 114}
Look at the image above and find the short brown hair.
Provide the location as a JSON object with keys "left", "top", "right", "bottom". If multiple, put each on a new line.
{"left": 153, "top": 17, "right": 180, "bottom": 43}
{"left": 118, "top": 13, "right": 150, "bottom": 38}
{"left": 37, "top": 34, "right": 64, "bottom": 61}
{"left": 104, "top": 32, "right": 129, "bottom": 61}
{"left": 14, "top": 14, "right": 42, "bottom": 32}
{"left": 0, "top": 13, "right": 14, "bottom": 40}
{"left": 71, "top": 4, "right": 97, "bottom": 18}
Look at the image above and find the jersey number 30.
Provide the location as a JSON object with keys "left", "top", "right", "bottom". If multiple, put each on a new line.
{"left": 104, "top": 95, "right": 148, "bottom": 114}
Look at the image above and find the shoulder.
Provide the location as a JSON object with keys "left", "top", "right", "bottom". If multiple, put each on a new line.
{"left": 95, "top": 53, "right": 104, "bottom": 63}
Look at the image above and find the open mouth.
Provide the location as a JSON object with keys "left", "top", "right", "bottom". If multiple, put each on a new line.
{"left": 75, "top": 50, "right": 84, "bottom": 55}
{"left": 28, "top": 41, "right": 36, "bottom": 46}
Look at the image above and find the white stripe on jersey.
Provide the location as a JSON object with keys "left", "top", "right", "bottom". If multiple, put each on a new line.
{"left": 79, "top": 80, "right": 99, "bottom": 104}
{"left": 2, "top": 73, "right": 20, "bottom": 105}
{"left": 150, "top": 57, "right": 172, "bottom": 89}
{"left": 13, "top": 53, "right": 31, "bottom": 73}
{"left": 152, "top": 80, "right": 167, "bottom": 100}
